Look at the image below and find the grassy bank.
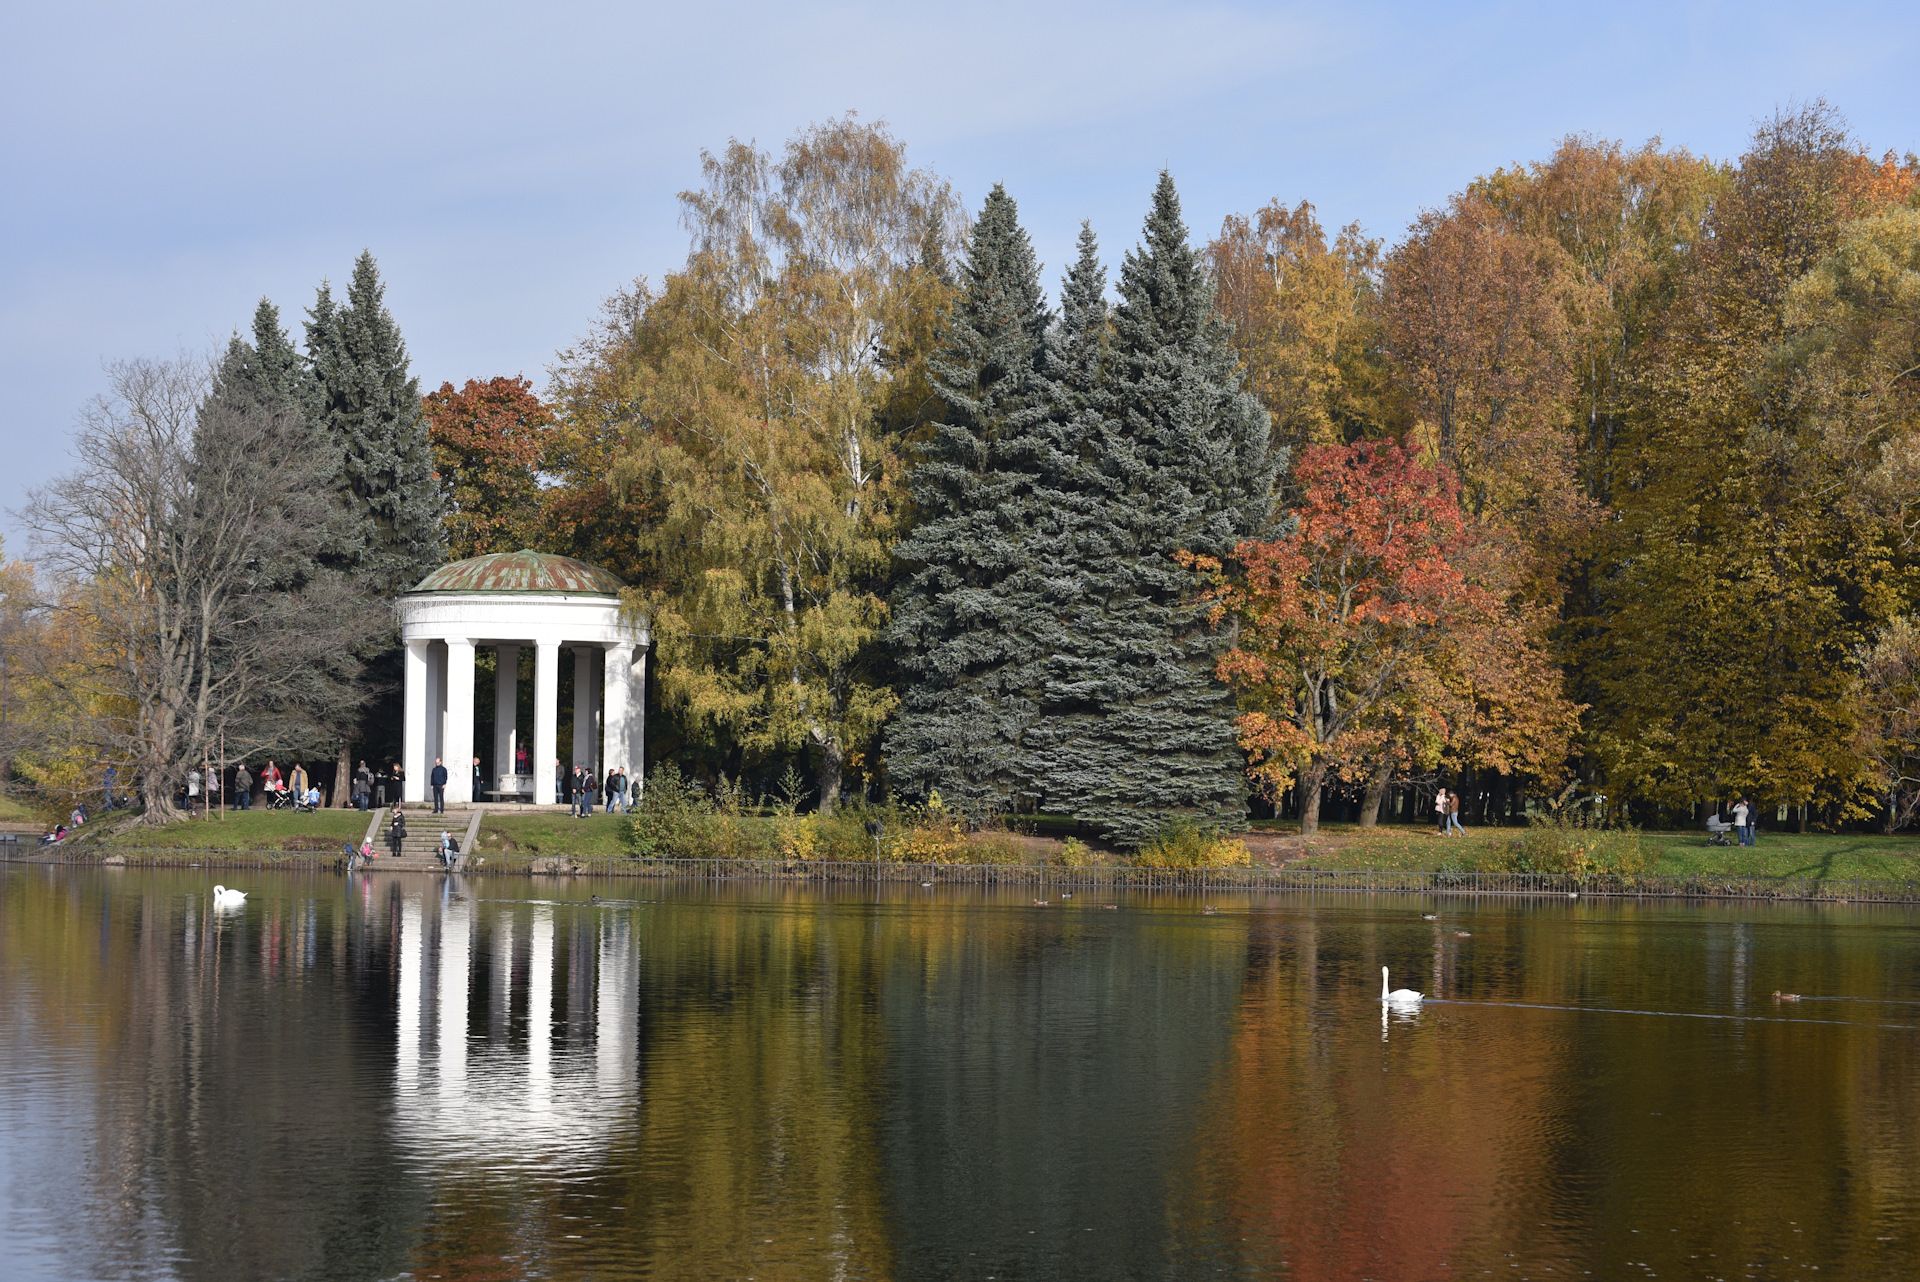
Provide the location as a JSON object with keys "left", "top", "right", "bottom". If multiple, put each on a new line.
{"left": 78, "top": 809, "right": 372, "bottom": 850}
{"left": 1278, "top": 824, "right": 1920, "bottom": 882}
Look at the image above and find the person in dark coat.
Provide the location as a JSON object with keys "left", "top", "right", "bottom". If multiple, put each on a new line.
{"left": 234, "top": 764, "right": 253, "bottom": 811}
{"left": 429, "top": 757, "right": 448, "bottom": 814}
{"left": 388, "top": 807, "right": 408, "bottom": 859}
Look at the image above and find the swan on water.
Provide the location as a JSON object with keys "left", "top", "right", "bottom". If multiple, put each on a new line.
{"left": 211, "top": 885, "right": 247, "bottom": 907}
{"left": 1381, "top": 966, "right": 1423, "bottom": 1005}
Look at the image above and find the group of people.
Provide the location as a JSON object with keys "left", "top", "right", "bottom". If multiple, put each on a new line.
{"left": 349, "top": 761, "right": 406, "bottom": 811}
{"left": 1434, "top": 788, "right": 1465, "bottom": 835}
{"left": 1728, "top": 797, "right": 1760, "bottom": 847}
{"left": 566, "top": 763, "right": 631, "bottom": 817}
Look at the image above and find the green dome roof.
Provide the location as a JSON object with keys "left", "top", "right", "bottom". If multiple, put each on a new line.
{"left": 409, "top": 550, "right": 625, "bottom": 596}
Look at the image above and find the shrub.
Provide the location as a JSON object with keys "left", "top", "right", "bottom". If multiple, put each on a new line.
{"left": 1506, "top": 811, "right": 1646, "bottom": 875}
{"left": 1059, "top": 836, "right": 1092, "bottom": 868}
{"left": 1134, "top": 816, "right": 1252, "bottom": 869}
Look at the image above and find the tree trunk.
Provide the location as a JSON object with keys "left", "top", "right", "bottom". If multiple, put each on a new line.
{"left": 331, "top": 742, "right": 352, "bottom": 808}
{"left": 1298, "top": 762, "right": 1329, "bottom": 836}
{"left": 816, "top": 738, "right": 845, "bottom": 816}
{"left": 1358, "top": 754, "right": 1392, "bottom": 829}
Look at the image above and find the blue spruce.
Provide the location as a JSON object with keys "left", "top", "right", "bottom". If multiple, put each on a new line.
{"left": 888, "top": 185, "right": 1054, "bottom": 814}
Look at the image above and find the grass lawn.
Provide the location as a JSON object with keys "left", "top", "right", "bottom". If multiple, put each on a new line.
{"left": 476, "top": 813, "right": 634, "bottom": 858}
{"left": 1277, "top": 822, "right": 1920, "bottom": 881}
{"left": 85, "top": 809, "right": 374, "bottom": 851}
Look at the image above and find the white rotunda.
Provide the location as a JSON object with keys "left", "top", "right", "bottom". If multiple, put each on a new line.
{"left": 395, "top": 550, "right": 648, "bottom": 806}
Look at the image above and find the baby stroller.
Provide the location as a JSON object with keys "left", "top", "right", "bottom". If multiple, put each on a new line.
{"left": 1705, "top": 814, "right": 1738, "bottom": 846}
{"left": 267, "top": 786, "right": 295, "bottom": 811}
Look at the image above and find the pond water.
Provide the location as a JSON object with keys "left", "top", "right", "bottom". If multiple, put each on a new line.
{"left": 3, "top": 866, "right": 1920, "bottom": 1280}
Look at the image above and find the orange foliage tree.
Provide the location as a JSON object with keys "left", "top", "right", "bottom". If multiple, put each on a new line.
{"left": 421, "top": 376, "right": 552, "bottom": 560}
{"left": 1195, "top": 442, "right": 1573, "bottom": 833}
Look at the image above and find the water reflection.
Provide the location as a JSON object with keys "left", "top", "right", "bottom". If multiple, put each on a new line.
{"left": 6, "top": 868, "right": 1920, "bottom": 1280}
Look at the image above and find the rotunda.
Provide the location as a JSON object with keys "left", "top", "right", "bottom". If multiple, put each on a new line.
{"left": 396, "top": 550, "right": 648, "bottom": 806}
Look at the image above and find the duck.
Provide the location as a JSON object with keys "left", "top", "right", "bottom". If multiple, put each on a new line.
{"left": 1422, "top": 913, "right": 1439, "bottom": 921}
{"left": 1060, "top": 892, "right": 1072, "bottom": 899}
{"left": 1201, "top": 905, "right": 1218, "bottom": 915}
{"left": 211, "top": 885, "right": 247, "bottom": 907}
{"left": 1455, "top": 930, "right": 1472, "bottom": 938}
{"left": 920, "top": 881, "right": 933, "bottom": 887}
{"left": 1101, "top": 904, "right": 1118, "bottom": 910}
{"left": 1381, "top": 966, "right": 1423, "bottom": 1006}
{"left": 1033, "top": 899, "right": 1050, "bottom": 906}
{"left": 1772, "top": 990, "right": 1801, "bottom": 1003}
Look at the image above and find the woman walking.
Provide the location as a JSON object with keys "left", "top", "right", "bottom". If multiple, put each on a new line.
{"left": 1435, "top": 788, "right": 1450, "bottom": 836}
{"left": 388, "top": 807, "right": 408, "bottom": 860}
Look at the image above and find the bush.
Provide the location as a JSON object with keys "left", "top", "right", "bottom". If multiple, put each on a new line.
{"left": 1505, "top": 811, "right": 1647, "bottom": 875}
{"left": 622, "top": 765, "right": 774, "bottom": 860}
{"left": 1134, "top": 816, "right": 1252, "bottom": 869}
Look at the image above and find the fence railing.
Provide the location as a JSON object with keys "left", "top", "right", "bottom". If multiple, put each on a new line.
{"left": 9, "top": 846, "right": 1920, "bottom": 903}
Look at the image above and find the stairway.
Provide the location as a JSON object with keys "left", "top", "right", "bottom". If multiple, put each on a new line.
{"left": 361, "top": 806, "right": 484, "bottom": 872}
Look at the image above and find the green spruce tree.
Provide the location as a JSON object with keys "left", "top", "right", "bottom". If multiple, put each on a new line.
{"left": 888, "top": 185, "right": 1054, "bottom": 813}
{"left": 305, "top": 251, "right": 446, "bottom": 587}
{"left": 1037, "top": 175, "right": 1277, "bottom": 846}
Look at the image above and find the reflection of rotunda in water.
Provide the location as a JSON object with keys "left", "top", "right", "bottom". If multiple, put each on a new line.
{"left": 390, "top": 882, "right": 641, "bottom": 1166}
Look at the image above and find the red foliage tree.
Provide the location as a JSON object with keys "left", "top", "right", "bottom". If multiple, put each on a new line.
{"left": 422, "top": 376, "right": 552, "bottom": 560}
{"left": 1196, "top": 441, "right": 1573, "bottom": 834}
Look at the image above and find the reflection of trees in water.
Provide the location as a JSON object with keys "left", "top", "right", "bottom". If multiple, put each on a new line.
{"left": 0, "top": 869, "right": 427, "bottom": 1280}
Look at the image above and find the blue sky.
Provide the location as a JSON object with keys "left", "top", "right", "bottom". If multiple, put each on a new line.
{"left": 3, "top": 1, "right": 1916, "bottom": 548}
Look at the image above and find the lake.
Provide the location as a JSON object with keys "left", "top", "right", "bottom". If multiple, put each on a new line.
{"left": 3, "top": 865, "right": 1918, "bottom": 1280}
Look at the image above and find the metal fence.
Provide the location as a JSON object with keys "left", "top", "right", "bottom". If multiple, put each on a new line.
{"left": 10, "top": 847, "right": 1920, "bottom": 903}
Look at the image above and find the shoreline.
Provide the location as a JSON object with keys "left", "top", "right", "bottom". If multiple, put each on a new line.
{"left": 10, "top": 849, "right": 1920, "bottom": 904}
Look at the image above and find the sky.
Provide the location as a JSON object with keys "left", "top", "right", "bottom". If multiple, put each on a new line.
{"left": 3, "top": 0, "right": 1917, "bottom": 550}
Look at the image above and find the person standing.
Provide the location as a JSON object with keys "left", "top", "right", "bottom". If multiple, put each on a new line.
{"left": 1732, "top": 797, "right": 1753, "bottom": 847}
{"left": 234, "top": 763, "right": 253, "bottom": 811}
{"left": 429, "top": 757, "right": 448, "bottom": 814}
{"left": 578, "top": 765, "right": 593, "bottom": 817}
{"left": 288, "top": 762, "right": 309, "bottom": 802}
{"left": 389, "top": 763, "right": 405, "bottom": 806}
{"left": 1435, "top": 788, "right": 1449, "bottom": 836}
{"left": 355, "top": 760, "right": 373, "bottom": 811}
{"left": 388, "top": 807, "right": 408, "bottom": 860}
{"left": 472, "top": 756, "right": 482, "bottom": 801}
{"left": 263, "top": 760, "right": 283, "bottom": 798}
{"left": 1447, "top": 791, "right": 1466, "bottom": 836}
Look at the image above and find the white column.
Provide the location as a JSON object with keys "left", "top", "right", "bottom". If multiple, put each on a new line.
{"left": 629, "top": 645, "right": 648, "bottom": 798}
{"left": 430, "top": 642, "right": 448, "bottom": 769}
{"left": 494, "top": 644, "right": 519, "bottom": 789}
{"left": 533, "top": 640, "right": 560, "bottom": 805}
{"left": 601, "top": 642, "right": 633, "bottom": 772}
{"left": 403, "top": 640, "right": 430, "bottom": 803}
{"left": 571, "top": 646, "right": 597, "bottom": 771}
{"left": 445, "top": 640, "right": 475, "bottom": 805}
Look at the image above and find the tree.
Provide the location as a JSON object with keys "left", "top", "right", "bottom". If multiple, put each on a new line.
{"left": 1588, "top": 105, "right": 1918, "bottom": 818}
{"left": 25, "top": 357, "right": 373, "bottom": 822}
{"left": 1039, "top": 174, "right": 1275, "bottom": 846}
{"left": 422, "top": 375, "right": 552, "bottom": 559}
{"left": 306, "top": 251, "right": 445, "bottom": 586}
{"left": 1207, "top": 200, "right": 1393, "bottom": 455}
{"left": 1855, "top": 617, "right": 1920, "bottom": 830}
{"left": 605, "top": 116, "right": 961, "bottom": 811}
{"left": 1197, "top": 441, "right": 1572, "bottom": 834}
{"left": 886, "top": 184, "right": 1053, "bottom": 813}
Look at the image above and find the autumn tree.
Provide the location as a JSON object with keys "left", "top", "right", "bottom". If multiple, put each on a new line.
{"left": 1199, "top": 442, "right": 1572, "bottom": 834}
{"left": 1589, "top": 104, "right": 1919, "bottom": 818}
{"left": 423, "top": 375, "right": 552, "bottom": 559}
{"left": 1207, "top": 199, "right": 1395, "bottom": 456}
{"left": 596, "top": 116, "right": 960, "bottom": 811}
{"left": 1855, "top": 617, "right": 1920, "bottom": 830}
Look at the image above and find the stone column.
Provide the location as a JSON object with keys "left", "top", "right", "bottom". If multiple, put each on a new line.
{"left": 630, "top": 646, "right": 648, "bottom": 798}
{"left": 533, "top": 640, "right": 560, "bottom": 805}
{"left": 571, "top": 645, "right": 597, "bottom": 772}
{"left": 445, "top": 639, "right": 475, "bottom": 805}
{"left": 494, "top": 643, "right": 519, "bottom": 791}
{"left": 403, "top": 639, "right": 429, "bottom": 803}
{"left": 601, "top": 642, "right": 633, "bottom": 773}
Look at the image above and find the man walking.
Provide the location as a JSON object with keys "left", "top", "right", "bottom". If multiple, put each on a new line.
{"left": 429, "top": 757, "right": 448, "bottom": 814}
{"left": 234, "top": 763, "right": 253, "bottom": 811}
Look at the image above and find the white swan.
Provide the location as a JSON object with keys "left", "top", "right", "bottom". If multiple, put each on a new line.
{"left": 212, "top": 884, "right": 247, "bottom": 907}
{"left": 1381, "top": 966, "right": 1423, "bottom": 1006}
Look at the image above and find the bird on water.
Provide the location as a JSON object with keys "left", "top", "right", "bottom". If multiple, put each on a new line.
{"left": 1381, "top": 967, "right": 1423, "bottom": 1006}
